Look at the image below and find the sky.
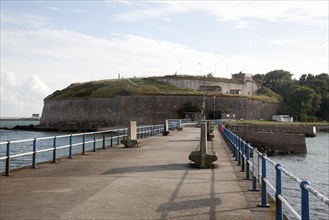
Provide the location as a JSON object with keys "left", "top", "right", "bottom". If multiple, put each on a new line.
{"left": 0, "top": 0, "right": 328, "bottom": 117}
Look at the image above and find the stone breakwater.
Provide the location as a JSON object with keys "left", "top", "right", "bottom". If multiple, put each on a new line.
{"left": 40, "top": 95, "right": 279, "bottom": 131}
{"left": 223, "top": 124, "right": 327, "bottom": 155}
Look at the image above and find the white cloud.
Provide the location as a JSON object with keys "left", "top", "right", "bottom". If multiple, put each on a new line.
{"left": 46, "top": 6, "right": 61, "bottom": 11}
{"left": 0, "top": 69, "right": 52, "bottom": 117}
{"left": 0, "top": 11, "right": 50, "bottom": 28}
{"left": 72, "top": 9, "right": 88, "bottom": 14}
{"left": 111, "top": 1, "right": 328, "bottom": 28}
{"left": 268, "top": 39, "right": 328, "bottom": 49}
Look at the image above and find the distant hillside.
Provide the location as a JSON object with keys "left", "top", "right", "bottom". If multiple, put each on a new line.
{"left": 46, "top": 76, "right": 280, "bottom": 103}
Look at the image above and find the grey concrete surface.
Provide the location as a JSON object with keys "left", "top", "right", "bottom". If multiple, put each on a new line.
{"left": 0, "top": 127, "right": 275, "bottom": 220}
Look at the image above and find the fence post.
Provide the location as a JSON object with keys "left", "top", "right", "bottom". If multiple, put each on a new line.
{"left": 93, "top": 132, "right": 96, "bottom": 152}
{"left": 250, "top": 147, "right": 259, "bottom": 191}
{"left": 300, "top": 180, "right": 310, "bottom": 220}
{"left": 245, "top": 143, "right": 251, "bottom": 180}
{"left": 32, "top": 138, "right": 37, "bottom": 169}
{"left": 69, "top": 135, "right": 73, "bottom": 159}
{"left": 110, "top": 130, "right": 113, "bottom": 147}
{"left": 241, "top": 140, "right": 245, "bottom": 171}
{"left": 117, "top": 129, "right": 120, "bottom": 145}
{"left": 275, "top": 163, "right": 283, "bottom": 220}
{"left": 82, "top": 133, "right": 86, "bottom": 155}
{"left": 238, "top": 138, "right": 241, "bottom": 166}
{"left": 5, "top": 140, "right": 10, "bottom": 176}
{"left": 234, "top": 134, "right": 237, "bottom": 160}
{"left": 103, "top": 131, "right": 106, "bottom": 149}
{"left": 52, "top": 136, "right": 57, "bottom": 163}
{"left": 259, "top": 154, "right": 270, "bottom": 207}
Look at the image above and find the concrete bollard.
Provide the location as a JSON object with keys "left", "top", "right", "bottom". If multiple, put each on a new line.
{"left": 188, "top": 122, "right": 218, "bottom": 168}
{"left": 121, "top": 121, "right": 140, "bottom": 148}
{"left": 162, "top": 120, "right": 170, "bottom": 136}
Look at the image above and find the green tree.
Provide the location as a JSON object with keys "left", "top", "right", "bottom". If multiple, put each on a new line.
{"left": 262, "top": 70, "right": 293, "bottom": 93}
{"left": 287, "top": 86, "right": 321, "bottom": 121}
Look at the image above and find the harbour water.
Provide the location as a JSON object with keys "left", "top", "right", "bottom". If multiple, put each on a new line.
{"left": 0, "top": 127, "right": 328, "bottom": 219}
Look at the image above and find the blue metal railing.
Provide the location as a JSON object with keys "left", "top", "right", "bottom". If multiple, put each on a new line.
{"left": 0, "top": 121, "right": 184, "bottom": 176}
{"left": 219, "top": 124, "right": 329, "bottom": 220}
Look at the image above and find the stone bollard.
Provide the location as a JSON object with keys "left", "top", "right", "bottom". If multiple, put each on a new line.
{"left": 162, "top": 120, "right": 170, "bottom": 136}
{"left": 188, "top": 122, "right": 218, "bottom": 168}
{"left": 121, "top": 121, "right": 140, "bottom": 148}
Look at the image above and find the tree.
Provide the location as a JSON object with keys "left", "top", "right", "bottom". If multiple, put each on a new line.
{"left": 262, "top": 70, "right": 293, "bottom": 93}
{"left": 287, "top": 86, "right": 321, "bottom": 121}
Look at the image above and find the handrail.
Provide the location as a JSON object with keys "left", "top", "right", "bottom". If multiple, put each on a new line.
{"left": 0, "top": 121, "right": 184, "bottom": 175}
{"left": 219, "top": 123, "right": 329, "bottom": 220}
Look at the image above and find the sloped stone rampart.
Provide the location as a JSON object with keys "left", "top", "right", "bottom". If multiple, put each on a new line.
{"left": 40, "top": 95, "right": 279, "bottom": 131}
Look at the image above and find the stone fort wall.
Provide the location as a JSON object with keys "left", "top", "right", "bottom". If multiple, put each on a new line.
{"left": 40, "top": 95, "right": 278, "bottom": 131}
{"left": 156, "top": 78, "right": 259, "bottom": 95}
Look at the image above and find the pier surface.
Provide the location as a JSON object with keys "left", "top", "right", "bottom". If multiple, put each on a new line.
{"left": 0, "top": 127, "right": 275, "bottom": 219}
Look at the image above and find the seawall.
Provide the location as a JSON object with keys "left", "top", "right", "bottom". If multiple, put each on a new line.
{"left": 40, "top": 95, "right": 279, "bottom": 131}
{"left": 225, "top": 124, "right": 310, "bottom": 154}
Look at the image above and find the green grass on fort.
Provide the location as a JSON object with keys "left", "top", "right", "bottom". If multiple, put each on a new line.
{"left": 46, "top": 77, "right": 280, "bottom": 103}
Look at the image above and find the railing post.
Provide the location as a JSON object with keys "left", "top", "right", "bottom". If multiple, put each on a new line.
{"left": 245, "top": 143, "right": 251, "bottom": 180}
{"left": 117, "top": 129, "right": 120, "bottom": 145}
{"left": 300, "top": 180, "right": 310, "bottom": 220}
{"left": 235, "top": 135, "right": 238, "bottom": 161}
{"left": 69, "top": 135, "right": 73, "bottom": 159}
{"left": 241, "top": 140, "right": 245, "bottom": 171}
{"left": 110, "top": 130, "right": 113, "bottom": 147}
{"left": 82, "top": 133, "right": 86, "bottom": 155}
{"left": 103, "top": 131, "right": 106, "bottom": 149}
{"left": 93, "top": 132, "right": 96, "bottom": 152}
{"left": 275, "top": 163, "right": 283, "bottom": 220}
{"left": 5, "top": 140, "right": 10, "bottom": 176}
{"left": 259, "top": 154, "right": 270, "bottom": 207}
{"left": 32, "top": 138, "right": 37, "bottom": 169}
{"left": 238, "top": 138, "right": 241, "bottom": 166}
{"left": 52, "top": 136, "right": 57, "bottom": 163}
{"left": 250, "top": 147, "right": 259, "bottom": 191}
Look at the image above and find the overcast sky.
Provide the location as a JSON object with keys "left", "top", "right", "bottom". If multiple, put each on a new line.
{"left": 1, "top": 1, "right": 328, "bottom": 117}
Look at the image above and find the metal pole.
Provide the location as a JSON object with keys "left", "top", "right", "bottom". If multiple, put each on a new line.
{"left": 241, "top": 140, "right": 245, "bottom": 172}
{"left": 82, "top": 133, "right": 86, "bottom": 155}
{"left": 300, "top": 180, "right": 310, "bottom": 220}
{"left": 259, "top": 154, "right": 270, "bottom": 207}
{"left": 245, "top": 143, "right": 251, "bottom": 180}
{"left": 32, "top": 138, "right": 37, "bottom": 169}
{"left": 93, "top": 132, "right": 96, "bottom": 152}
{"left": 103, "top": 131, "right": 106, "bottom": 149}
{"left": 5, "top": 141, "right": 10, "bottom": 176}
{"left": 69, "top": 135, "right": 73, "bottom": 159}
{"left": 52, "top": 136, "right": 57, "bottom": 163}
{"left": 275, "top": 164, "right": 283, "bottom": 220}
{"left": 250, "top": 147, "right": 259, "bottom": 191}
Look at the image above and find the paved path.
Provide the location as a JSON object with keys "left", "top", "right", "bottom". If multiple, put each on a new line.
{"left": 0, "top": 127, "right": 275, "bottom": 220}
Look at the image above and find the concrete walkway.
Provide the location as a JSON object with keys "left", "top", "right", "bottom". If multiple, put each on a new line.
{"left": 0, "top": 127, "right": 275, "bottom": 220}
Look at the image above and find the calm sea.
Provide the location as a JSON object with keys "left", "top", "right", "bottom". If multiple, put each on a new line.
{"left": 0, "top": 125, "right": 328, "bottom": 219}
